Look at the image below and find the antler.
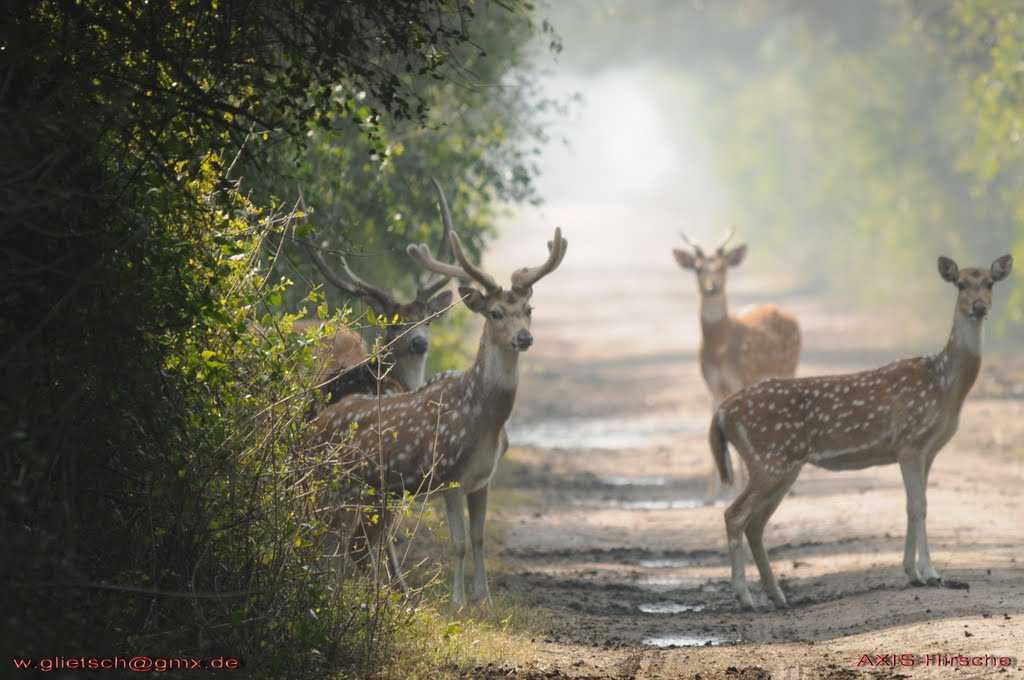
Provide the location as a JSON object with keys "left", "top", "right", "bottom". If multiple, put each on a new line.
{"left": 301, "top": 238, "right": 398, "bottom": 312}
{"left": 430, "top": 178, "right": 454, "bottom": 265}
{"left": 716, "top": 228, "right": 736, "bottom": 253}
{"left": 511, "top": 227, "right": 568, "bottom": 292}
{"left": 449, "top": 232, "right": 501, "bottom": 295}
{"left": 406, "top": 242, "right": 472, "bottom": 282}
{"left": 416, "top": 178, "right": 456, "bottom": 300}
{"left": 679, "top": 231, "right": 705, "bottom": 259}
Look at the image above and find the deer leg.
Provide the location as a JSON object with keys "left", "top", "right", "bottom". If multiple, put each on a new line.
{"left": 363, "top": 509, "right": 394, "bottom": 587}
{"left": 386, "top": 537, "right": 410, "bottom": 594}
{"left": 467, "top": 485, "right": 491, "bottom": 604}
{"left": 745, "top": 470, "right": 799, "bottom": 608}
{"left": 899, "top": 454, "right": 928, "bottom": 585}
{"left": 916, "top": 453, "right": 941, "bottom": 583}
{"left": 724, "top": 481, "right": 757, "bottom": 609}
{"left": 732, "top": 454, "right": 749, "bottom": 496}
{"left": 706, "top": 397, "right": 723, "bottom": 499}
{"left": 443, "top": 487, "right": 468, "bottom": 606}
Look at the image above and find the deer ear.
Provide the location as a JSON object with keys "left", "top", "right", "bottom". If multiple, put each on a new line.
{"left": 425, "top": 290, "right": 453, "bottom": 317}
{"left": 991, "top": 254, "right": 1013, "bottom": 282}
{"left": 673, "top": 249, "right": 697, "bottom": 270}
{"left": 937, "top": 256, "right": 959, "bottom": 283}
{"left": 458, "top": 286, "right": 487, "bottom": 313}
{"left": 723, "top": 244, "right": 747, "bottom": 267}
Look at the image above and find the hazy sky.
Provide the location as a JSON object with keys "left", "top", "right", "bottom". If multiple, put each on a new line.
{"left": 490, "top": 65, "right": 732, "bottom": 279}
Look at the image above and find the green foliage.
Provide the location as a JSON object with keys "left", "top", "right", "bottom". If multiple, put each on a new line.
{"left": 0, "top": 1, "right": 556, "bottom": 676}
{"left": 688, "top": 0, "right": 1024, "bottom": 337}
{"left": 254, "top": 2, "right": 561, "bottom": 318}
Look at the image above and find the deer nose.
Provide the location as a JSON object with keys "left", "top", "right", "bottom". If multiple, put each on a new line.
{"left": 410, "top": 336, "right": 429, "bottom": 354}
{"left": 971, "top": 299, "right": 988, "bottom": 317}
{"left": 514, "top": 330, "right": 533, "bottom": 351}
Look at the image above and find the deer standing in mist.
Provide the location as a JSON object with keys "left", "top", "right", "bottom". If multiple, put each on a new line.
{"left": 673, "top": 232, "right": 801, "bottom": 495}
{"left": 313, "top": 226, "right": 567, "bottom": 605}
{"left": 300, "top": 180, "right": 458, "bottom": 587}
{"left": 299, "top": 179, "right": 457, "bottom": 401}
{"left": 709, "top": 254, "right": 1013, "bottom": 609}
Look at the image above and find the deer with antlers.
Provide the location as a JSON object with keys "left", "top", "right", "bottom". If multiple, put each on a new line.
{"left": 709, "top": 254, "right": 1013, "bottom": 609}
{"left": 673, "top": 231, "right": 801, "bottom": 494}
{"left": 299, "top": 179, "right": 458, "bottom": 402}
{"left": 313, "top": 225, "right": 568, "bottom": 605}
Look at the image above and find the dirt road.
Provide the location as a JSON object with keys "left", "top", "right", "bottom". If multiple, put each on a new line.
{"left": 470, "top": 258, "right": 1024, "bottom": 679}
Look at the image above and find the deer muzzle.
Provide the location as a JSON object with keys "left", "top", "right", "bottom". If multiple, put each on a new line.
{"left": 410, "top": 335, "right": 429, "bottom": 355}
{"left": 514, "top": 330, "right": 534, "bottom": 351}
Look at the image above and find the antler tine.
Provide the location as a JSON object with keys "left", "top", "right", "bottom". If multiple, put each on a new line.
{"left": 301, "top": 237, "right": 397, "bottom": 311}
{"left": 406, "top": 243, "right": 472, "bottom": 282}
{"left": 449, "top": 232, "right": 501, "bottom": 294}
{"left": 430, "top": 178, "right": 454, "bottom": 264}
{"left": 510, "top": 227, "right": 568, "bottom": 292}
{"left": 417, "top": 178, "right": 457, "bottom": 299}
{"left": 716, "top": 227, "right": 736, "bottom": 253}
{"left": 679, "top": 231, "right": 705, "bottom": 258}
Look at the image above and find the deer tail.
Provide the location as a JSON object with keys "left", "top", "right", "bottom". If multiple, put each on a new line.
{"left": 709, "top": 409, "right": 734, "bottom": 486}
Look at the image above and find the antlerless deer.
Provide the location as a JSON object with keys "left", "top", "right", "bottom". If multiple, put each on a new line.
{"left": 710, "top": 254, "right": 1012, "bottom": 609}
{"left": 314, "top": 227, "right": 568, "bottom": 605}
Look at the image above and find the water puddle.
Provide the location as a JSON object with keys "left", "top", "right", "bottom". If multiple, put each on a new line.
{"left": 640, "top": 577, "right": 727, "bottom": 593}
{"left": 636, "top": 557, "right": 692, "bottom": 568}
{"left": 639, "top": 576, "right": 701, "bottom": 592}
{"left": 509, "top": 413, "right": 705, "bottom": 451}
{"left": 638, "top": 601, "right": 705, "bottom": 614}
{"left": 642, "top": 634, "right": 738, "bottom": 648}
{"left": 574, "top": 497, "right": 724, "bottom": 511}
{"left": 620, "top": 498, "right": 703, "bottom": 510}
{"left": 602, "top": 475, "right": 670, "bottom": 487}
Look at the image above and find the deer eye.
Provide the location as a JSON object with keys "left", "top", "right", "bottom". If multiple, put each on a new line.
{"left": 524, "top": 306, "right": 533, "bottom": 317}
{"left": 956, "top": 281, "right": 967, "bottom": 290}
{"left": 489, "top": 310, "right": 504, "bottom": 321}
{"left": 985, "top": 281, "right": 994, "bottom": 290}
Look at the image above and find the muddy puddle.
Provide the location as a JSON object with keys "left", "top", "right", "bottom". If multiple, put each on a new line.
{"left": 641, "top": 634, "right": 739, "bottom": 648}
{"left": 637, "top": 601, "right": 706, "bottom": 614}
{"left": 508, "top": 412, "right": 706, "bottom": 451}
{"left": 571, "top": 497, "right": 718, "bottom": 510}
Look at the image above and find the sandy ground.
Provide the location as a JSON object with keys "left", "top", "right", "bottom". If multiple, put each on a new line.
{"left": 448, "top": 253, "right": 1024, "bottom": 679}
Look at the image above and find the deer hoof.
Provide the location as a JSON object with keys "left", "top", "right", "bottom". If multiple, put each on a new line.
{"left": 768, "top": 591, "right": 789, "bottom": 609}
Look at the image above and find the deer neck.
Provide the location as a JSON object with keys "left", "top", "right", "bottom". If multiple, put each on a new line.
{"left": 936, "top": 306, "right": 982, "bottom": 406}
{"left": 393, "top": 354, "right": 426, "bottom": 391}
{"left": 700, "top": 293, "right": 730, "bottom": 349}
{"left": 464, "top": 326, "right": 519, "bottom": 424}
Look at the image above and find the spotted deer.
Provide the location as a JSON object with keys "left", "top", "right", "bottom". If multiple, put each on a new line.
{"left": 673, "top": 231, "right": 801, "bottom": 494}
{"left": 314, "top": 227, "right": 567, "bottom": 605}
{"left": 709, "top": 254, "right": 1013, "bottom": 609}
{"left": 299, "top": 178, "right": 457, "bottom": 401}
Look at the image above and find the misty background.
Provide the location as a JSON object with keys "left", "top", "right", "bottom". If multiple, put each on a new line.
{"left": 492, "top": 0, "right": 1023, "bottom": 355}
